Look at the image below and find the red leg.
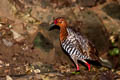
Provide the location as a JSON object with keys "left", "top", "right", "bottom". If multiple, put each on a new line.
{"left": 81, "top": 59, "right": 90, "bottom": 71}
{"left": 71, "top": 56, "right": 79, "bottom": 71}
{"left": 85, "top": 62, "right": 90, "bottom": 71}
{"left": 76, "top": 64, "right": 80, "bottom": 71}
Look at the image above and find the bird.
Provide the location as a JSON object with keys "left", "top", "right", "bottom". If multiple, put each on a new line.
{"left": 49, "top": 17, "right": 112, "bottom": 71}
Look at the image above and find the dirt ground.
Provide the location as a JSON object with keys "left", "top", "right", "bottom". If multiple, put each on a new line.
{"left": 0, "top": 0, "right": 120, "bottom": 80}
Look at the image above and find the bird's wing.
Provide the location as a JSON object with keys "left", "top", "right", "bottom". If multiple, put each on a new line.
{"left": 67, "top": 27, "right": 99, "bottom": 60}
{"left": 76, "top": 32, "right": 99, "bottom": 60}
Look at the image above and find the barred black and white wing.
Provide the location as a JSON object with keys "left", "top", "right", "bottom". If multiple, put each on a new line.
{"left": 75, "top": 30, "right": 99, "bottom": 61}
{"left": 61, "top": 27, "right": 99, "bottom": 61}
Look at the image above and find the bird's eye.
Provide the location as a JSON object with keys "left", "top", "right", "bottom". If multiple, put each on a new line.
{"left": 59, "top": 21, "right": 63, "bottom": 23}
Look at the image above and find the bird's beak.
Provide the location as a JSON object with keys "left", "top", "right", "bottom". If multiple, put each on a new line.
{"left": 49, "top": 22, "right": 56, "bottom": 31}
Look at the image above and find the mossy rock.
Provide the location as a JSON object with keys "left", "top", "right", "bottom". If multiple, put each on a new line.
{"left": 33, "top": 32, "right": 53, "bottom": 52}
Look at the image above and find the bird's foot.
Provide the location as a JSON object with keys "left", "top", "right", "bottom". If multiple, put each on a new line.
{"left": 76, "top": 64, "right": 80, "bottom": 71}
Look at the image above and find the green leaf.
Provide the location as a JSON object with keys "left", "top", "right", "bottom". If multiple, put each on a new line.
{"left": 113, "top": 48, "right": 120, "bottom": 55}
{"left": 71, "top": 71, "right": 80, "bottom": 74}
{"left": 109, "top": 48, "right": 120, "bottom": 56}
{"left": 109, "top": 50, "right": 114, "bottom": 56}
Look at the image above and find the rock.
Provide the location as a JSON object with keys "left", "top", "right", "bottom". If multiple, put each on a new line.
{"left": 0, "top": 60, "right": 4, "bottom": 67}
{"left": 40, "top": 0, "right": 51, "bottom": 8}
{"left": 0, "top": 0, "right": 14, "bottom": 18}
{"left": 0, "top": 32, "right": 2, "bottom": 37}
{"left": 33, "top": 32, "right": 53, "bottom": 52}
{"left": 16, "top": 78, "right": 27, "bottom": 80}
{"left": 16, "top": 78, "right": 28, "bottom": 80}
{"left": 116, "top": 71, "right": 120, "bottom": 75}
{"left": 11, "top": 29, "right": 22, "bottom": 39}
{"left": 35, "top": 73, "right": 59, "bottom": 80}
{"left": 5, "top": 63, "right": 10, "bottom": 67}
{"left": 97, "top": 0, "right": 106, "bottom": 4}
{"left": 31, "top": 62, "right": 55, "bottom": 73}
{"left": 77, "top": 0, "right": 97, "bottom": 7}
{"left": 102, "top": 3, "right": 120, "bottom": 20}
{"left": 78, "top": 10, "right": 110, "bottom": 53}
{"left": 11, "top": 29, "right": 25, "bottom": 42}
{"left": 0, "top": 60, "right": 3, "bottom": 64}
{"left": 97, "top": 4, "right": 120, "bottom": 37}
{"left": 12, "top": 22, "right": 25, "bottom": 34}
{"left": 0, "top": 24, "right": 2, "bottom": 28}
{"left": 118, "top": 0, "right": 120, "bottom": 5}
{"left": 72, "top": 0, "right": 77, "bottom": 3}
{"left": 27, "top": 26, "right": 38, "bottom": 35}
{"left": 2, "top": 39, "right": 13, "bottom": 47}
{"left": 34, "top": 69, "right": 41, "bottom": 74}
{"left": 6, "top": 75, "right": 13, "bottom": 80}
{"left": 98, "top": 71, "right": 115, "bottom": 80}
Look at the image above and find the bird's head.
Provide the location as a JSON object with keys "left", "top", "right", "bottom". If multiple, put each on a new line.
{"left": 49, "top": 17, "right": 67, "bottom": 31}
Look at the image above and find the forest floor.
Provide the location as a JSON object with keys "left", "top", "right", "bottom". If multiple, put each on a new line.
{"left": 0, "top": 0, "right": 120, "bottom": 80}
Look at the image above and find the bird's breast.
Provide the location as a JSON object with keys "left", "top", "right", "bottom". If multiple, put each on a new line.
{"left": 61, "top": 38, "right": 90, "bottom": 60}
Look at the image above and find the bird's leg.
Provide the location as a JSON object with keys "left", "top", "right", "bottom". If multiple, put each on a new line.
{"left": 71, "top": 56, "right": 80, "bottom": 71}
{"left": 76, "top": 64, "right": 80, "bottom": 71}
{"left": 85, "top": 62, "right": 90, "bottom": 71}
{"left": 82, "top": 60, "right": 90, "bottom": 71}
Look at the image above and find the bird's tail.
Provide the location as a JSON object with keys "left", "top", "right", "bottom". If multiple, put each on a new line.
{"left": 99, "top": 57, "right": 113, "bottom": 69}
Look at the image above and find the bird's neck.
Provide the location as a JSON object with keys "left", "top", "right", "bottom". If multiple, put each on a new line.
{"left": 60, "top": 27, "right": 68, "bottom": 42}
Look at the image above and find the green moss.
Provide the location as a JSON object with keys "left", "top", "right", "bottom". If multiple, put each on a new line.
{"left": 34, "top": 32, "right": 53, "bottom": 52}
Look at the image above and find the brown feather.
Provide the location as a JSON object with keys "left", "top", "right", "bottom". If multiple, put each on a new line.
{"left": 87, "top": 41, "right": 99, "bottom": 60}
{"left": 60, "top": 28, "right": 68, "bottom": 42}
